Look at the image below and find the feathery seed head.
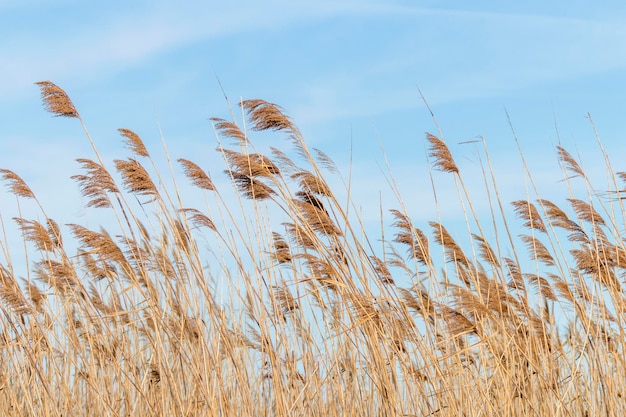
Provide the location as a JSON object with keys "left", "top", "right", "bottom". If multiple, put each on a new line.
{"left": 35, "top": 81, "right": 79, "bottom": 118}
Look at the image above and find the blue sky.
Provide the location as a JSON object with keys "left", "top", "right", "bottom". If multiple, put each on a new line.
{"left": 1, "top": 1, "right": 626, "bottom": 266}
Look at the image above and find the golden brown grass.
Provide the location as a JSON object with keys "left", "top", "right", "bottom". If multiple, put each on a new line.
{"left": 0, "top": 80, "right": 625, "bottom": 416}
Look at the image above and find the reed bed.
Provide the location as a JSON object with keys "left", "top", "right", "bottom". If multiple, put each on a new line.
{"left": 0, "top": 81, "right": 625, "bottom": 416}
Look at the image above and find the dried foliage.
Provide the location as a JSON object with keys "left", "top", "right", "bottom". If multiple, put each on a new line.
{"left": 427, "top": 133, "right": 459, "bottom": 174}
{"left": 0, "top": 85, "right": 624, "bottom": 417}
{"left": 429, "top": 221, "right": 470, "bottom": 268}
{"left": 390, "top": 209, "right": 430, "bottom": 265}
{"left": 180, "top": 208, "right": 216, "bottom": 231}
{"left": 13, "top": 218, "right": 61, "bottom": 252}
{"left": 568, "top": 198, "right": 606, "bottom": 226}
{"left": 178, "top": 159, "right": 215, "bottom": 190}
{"left": 512, "top": 200, "right": 547, "bottom": 233}
{"left": 72, "top": 158, "right": 119, "bottom": 208}
{"left": 210, "top": 117, "right": 247, "bottom": 145}
{"left": 114, "top": 158, "right": 158, "bottom": 196}
{"left": 221, "top": 148, "right": 280, "bottom": 178}
{"left": 0, "top": 168, "right": 36, "bottom": 199}
{"left": 294, "top": 192, "right": 342, "bottom": 236}
{"left": 35, "top": 80, "right": 79, "bottom": 118}
{"left": 225, "top": 170, "right": 275, "bottom": 200}
{"left": 292, "top": 171, "right": 332, "bottom": 196}
{"left": 240, "top": 99, "right": 296, "bottom": 132}
{"left": 119, "top": 128, "right": 149, "bottom": 157}
{"left": 557, "top": 146, "right": 585, "bottom": 178}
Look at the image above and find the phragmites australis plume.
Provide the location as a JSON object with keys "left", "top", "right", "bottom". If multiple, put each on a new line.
{"left": 292, "top": 171, "right": 332, "bottom": 196}
{"left": 511, "top": 200, "right": 547, "bottom": 233}
{"left": 72, "top": 158, "right": 119, "bottom": 208}
{"left": 537, "top": 199, "right": 579, "bottom": 231}
{"left": 178, "top": 159, "right": 215, "bottom": 191}
{"left": 225, "top": 170, "right": 275, "bottom": 200}
{"left": 294, "top": 193, "right": 342, "bottom": 236}
{"left": 220, "top": 148, "right": 280, "bottom": 178}
{"left": 520, "top": 234, "right": 555, "bottom": 266}
{"left": 568, "top": 198, "right": 606, "bottom": 227}
{"left": 370, "top": 255, "right": 394, "bottom": 285}
{"left": 210, "top": 117, "right": 247, "bottom": 145}
{"left": 0, "top": 169, "right": 36, "bottom": 199}
{"left": 114, "top": 158, "right": 157, "bottom": 197}
{"left": 180, "top": 208, "right": 216, "bottom": 232}
{"left": 472, "top": 233, "right": 500, "bottom": 267}
{"left": 13, "top": 218, "right": 60, "bottom": 252}
{"left": 429, "top": 221, "right": 470, "bottom": 268}
{"left": 240, "top": 99, "right": 297, "bottom": 133}
{"left": 119, "top": 128, "right": 149, "bottom": 158}
{"left": 427, "top": 132, "right": 459, "bottom": 174}
{"left": 271, "top": 232, "right": 292, "bottom": 264}
{"left": 35, "top": 81, "right": 79, "bottom": 118}
{"left": 557, "top": 146, "right": 585, "bottom": 178}
{"left": 390, "top": 209, "right": 430, "bottom": 265}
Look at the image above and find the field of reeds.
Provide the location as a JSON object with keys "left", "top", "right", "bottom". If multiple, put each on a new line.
{"left": 0, "top": 81, "right": 625, "bottom": 416}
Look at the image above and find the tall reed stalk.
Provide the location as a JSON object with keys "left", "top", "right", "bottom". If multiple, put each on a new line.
{"left": 0, "top": 81, "right": 624, "bottom": 416}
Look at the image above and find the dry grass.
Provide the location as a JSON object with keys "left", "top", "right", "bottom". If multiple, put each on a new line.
{"left": 1, "top": 80, "right": 625, "bottom": 416}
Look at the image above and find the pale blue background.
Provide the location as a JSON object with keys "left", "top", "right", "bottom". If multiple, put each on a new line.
{"left": 1, "top": 1, "right": 625, "bottom": 269}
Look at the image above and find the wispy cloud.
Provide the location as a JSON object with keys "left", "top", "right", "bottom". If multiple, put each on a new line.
{"left": 5, "top": 1, "right": 624, "bottom": 111}
{"left": 0, "top": 0, "right": 411, "bottom": 99}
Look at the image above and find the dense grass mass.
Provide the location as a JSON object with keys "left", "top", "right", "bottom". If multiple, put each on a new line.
{"left": 1, "top": 81, "right": 625, "bottom": 416}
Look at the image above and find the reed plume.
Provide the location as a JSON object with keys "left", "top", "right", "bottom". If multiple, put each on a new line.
{"left": 0, "top": 82, "right": 623, "bottom": 416}
{"left": 119, "top": 128, "right": 149, "bottom": 157}
{"left": 426, "top": 132, "right": 459, "bottom": 174}
{"left": 35, "top": 81, "right": 79, "bottom": 118}
{"left": 0, "top": 169, "right": 36, "bottom": 199}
